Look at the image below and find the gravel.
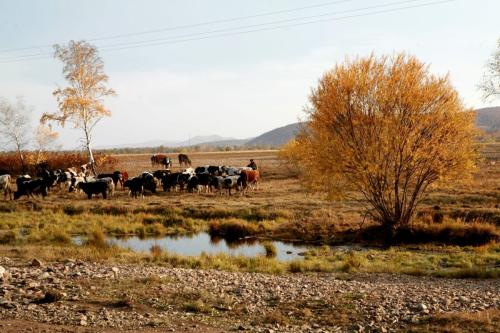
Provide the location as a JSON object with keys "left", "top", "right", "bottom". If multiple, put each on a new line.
{"left": 1, "top": 257, "right": 498, "bottom": 332}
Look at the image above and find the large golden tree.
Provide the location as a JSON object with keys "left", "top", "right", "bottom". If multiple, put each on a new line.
{"left": 284, "top": 54, "right": 477, "bottom": 231}
{"left": 41, "top": 40, "right": 115, "bottom": 175}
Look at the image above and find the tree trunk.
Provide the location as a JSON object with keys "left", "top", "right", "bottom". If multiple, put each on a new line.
{"left": 84, "top": 131, "right": 97, "bottom": 176}
{"left": 18, "top": 149, "right": 26, "bottom": 174}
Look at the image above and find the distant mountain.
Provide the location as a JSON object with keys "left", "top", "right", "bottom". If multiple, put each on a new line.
{"left": 246, "top": 122, "right": 304, "bottom": 146}
{"left": 475, "top": 107, "right": 500, "bottom": 132}
{"left": 99, "top": 107, "right": 499, "bottom": 151}
{"left": 98, "top": 135, "right": 237, "bottom": 149}
{"left": 189, "top": 138, "right": 251, "bottom": 148}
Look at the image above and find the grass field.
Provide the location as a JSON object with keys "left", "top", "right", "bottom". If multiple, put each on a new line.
{"left": 0, "top": 145, "right": 498, "bottom": 277}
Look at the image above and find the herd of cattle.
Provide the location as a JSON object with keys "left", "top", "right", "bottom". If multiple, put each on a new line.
{"left": 0, "top": 157, "right": 260, "bottom": 200}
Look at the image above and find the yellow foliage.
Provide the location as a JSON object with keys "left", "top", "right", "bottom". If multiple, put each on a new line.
{"left": 282, "top": 53, "right": 478, "bottom": 227}
{"left": 40, "top": 40, "right": 115, "bottom": 174}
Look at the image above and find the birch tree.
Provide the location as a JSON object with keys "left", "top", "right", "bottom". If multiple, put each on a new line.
{"left": 41, "top": 40, "right": 115, "bottom": 175}
{"left": 0, "top": 97, "right": 31, "bottom": 173}
{"left": 480, "top": 38, "right": 500, "bottom": 101}
{"left": 34, "top": 124, "right": 59, "bottom": 164}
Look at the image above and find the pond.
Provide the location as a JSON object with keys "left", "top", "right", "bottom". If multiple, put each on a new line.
{"left": 74, "top": 232, "right": 312, "bottom": 261}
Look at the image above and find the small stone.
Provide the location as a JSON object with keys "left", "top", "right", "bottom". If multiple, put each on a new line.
{"left": 79, "top": 314, "right": 88, "bottom": 325}
{"left": 353, "top": 324, "right": 364, "bottom": 332}
{"left": 31, "top": 258, "right": 43, "bottom": 267}
{"left": 417, "top": 303, "right": 428, "bottom": 312}
{"left": 0, "top": 266, "right": 5, "bottom": 277}
{"left": 459, "top": 296, "right": 470, "bottom": 303}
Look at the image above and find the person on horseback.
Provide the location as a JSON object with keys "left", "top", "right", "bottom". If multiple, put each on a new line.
{"left": 247, "top": 159, "right": 258, "bottom": 170}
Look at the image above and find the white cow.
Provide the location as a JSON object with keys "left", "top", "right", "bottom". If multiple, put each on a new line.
{"left": 0, "top": 174, "right": 12, "bottom": 200}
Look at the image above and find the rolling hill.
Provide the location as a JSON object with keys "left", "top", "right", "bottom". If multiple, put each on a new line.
{"left": 100, "top": 107, "right": 499, "bottom": 151}
{"left": 475, "top": 107, "right": 500, "bottom": 132}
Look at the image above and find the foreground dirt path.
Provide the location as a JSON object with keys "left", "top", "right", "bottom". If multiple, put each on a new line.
{"left": 1, "top": 257, "right": 499, "bottom": 333}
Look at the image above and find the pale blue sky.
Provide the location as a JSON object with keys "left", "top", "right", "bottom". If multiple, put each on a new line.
{"left": 0, "top": 0, "right": 498, "bottom": 148}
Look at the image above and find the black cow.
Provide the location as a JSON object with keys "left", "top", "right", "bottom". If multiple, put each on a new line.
{"left": 37, "top": 169, "right": 58, "bottom": 189}
{"left": 54, "top": 169, "right": 76, "bottom": 189}
{"left": 97, "top": 171, "right": 123, "bottom": 188}
{"left": 223, "top": 175, "right": 245, "bottom": 196}
{"left": 140, "top": 172, "right": 157, "bottom": 193}
{"left": 207, "top": 166, "right": 223, "bottom": 176}
{"left": 187, "top": 173, "right": 213, "bottom": 193}
{"left": 77, "top": 178, "right": 114, "bottom": 199}
{"left": 14, "top": 176, "right": 49, "bottom": 199}
{"left": 162, "top": 172, "right": 180, "bottom": 192}
{"left": 195, "top": 166, "right": 208, "bottom": 174}
{"left": 153, "top": 170, "right": 171, "bottom": 184}
{"left": 161, "top": 172, "right": 190, "bottom": 192}
{"left": 124, "top": 177, "right": 144, "bottom": 198}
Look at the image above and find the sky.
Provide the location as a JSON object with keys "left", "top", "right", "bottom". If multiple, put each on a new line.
{"left": 0, "top": 0, "right": 499, "bottom": 149}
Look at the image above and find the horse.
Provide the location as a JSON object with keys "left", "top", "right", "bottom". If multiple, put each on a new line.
{"left": 178, "top": 154, "right": 192, "bottom": 167}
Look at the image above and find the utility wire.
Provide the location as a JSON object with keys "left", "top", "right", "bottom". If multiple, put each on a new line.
{"left": 0, "top": 0, "right": 356, "bottom": 54}
{"left": 1, "top": 0, "right": 426, "bottom": 61}
{"left": 0, "top": 0, "right": 455, "bottom": 64}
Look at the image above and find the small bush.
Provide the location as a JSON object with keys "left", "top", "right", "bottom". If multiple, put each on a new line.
{"left": 341, "top": 251, "right": 366, "bottom": 272}
{"left": 399, "top": 219, "right": 499, "bottom": 246}
{"left": 50, "top": 229, "right": 71, "bottom": 244}
{"left": 208, "top": 219, "right": 259, "bottom": 241}
{"left": 0, "top": 230, "right": 17, "bottom": 244}
{"left": 91, "top": 206, "right": 129, "bottom": 216}
{"left": 432, "top": 211, "right": 444, "bottom": 224}
{"left": 86, "top": 228, "right": 108, "bottom": 248}
{"left": 262, "top": 242, "right": 277, "bottom": 258}
{"left": 289, "top": 261, "right": 304, "bottom": 273}
{"left": 38, "top": 289, "right": 64, "bottom": 303}
{"left": 150, "top": 244, "right": 163, "bottom": 258}
{"left": 183, "top": 300, "right": 207, "bottom": 313}
{"left": 0, "top": 204, "right": 15, "bottom": 213}
{"left": 63, "top": 205, "right": 85, "bottom": 216}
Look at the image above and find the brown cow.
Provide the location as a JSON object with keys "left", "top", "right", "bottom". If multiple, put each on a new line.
{"left": 151, "top": 154, "right": 171, "bottom": 169}
{"left": 239, "top": 170, "right": 260, "bottom": 191}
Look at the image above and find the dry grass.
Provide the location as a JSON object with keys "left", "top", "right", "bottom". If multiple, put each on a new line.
{"left": 405, "top": 309, "right": 500, "bottom": 333}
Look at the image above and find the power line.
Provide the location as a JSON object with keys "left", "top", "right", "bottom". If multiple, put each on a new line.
{"left": 0, "top": 0, "right": 456, "bottom": 64}
{"left": 0, "top": 0, "right": 356, "bottom": 54}
{"left": 1, "top": 0, "right": 424, "bottom": 61}
{"left": 102, "top": 0, "right": 455, "bottom": 52}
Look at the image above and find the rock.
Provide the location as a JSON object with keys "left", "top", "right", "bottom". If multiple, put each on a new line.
{"left": 0, "top": 266, "right": 5, "bottom": 277}
{"left": 38, "top": 272, "right": 50, "bottom": 280}
{"left": 80, "top": 314, "right": 88, "bottom": 326}
{"left": 31, "top": 258, "right": 43, "bottom": 267}
{"left": 417, "top": 303, "right": 428, "bottom": 312}
{"left": 352, "top": 324, "right": 364, "bottom": 332}
{"left": 459, "top": 296, "right": 470, "bottom": 303}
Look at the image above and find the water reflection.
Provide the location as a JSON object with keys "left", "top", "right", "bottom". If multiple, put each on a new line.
{"left": 74, "top": 232, "right": 310, "bottom": 261}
